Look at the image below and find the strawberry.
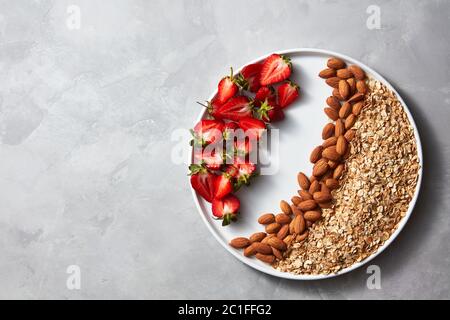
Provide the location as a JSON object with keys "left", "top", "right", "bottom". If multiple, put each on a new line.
{"left": 277, "top": 81, "right": 300, "bottom": 108}
{"left": 265, "top": 106, "right": 285, "bottom": 122}
{"left": 259, "top": 54, "right": 292, "bottom": 86}
{"left": 238, "top": 117, "right": 266, "bottom": 140}
{"left": 213, "top": 173, "right": 233, "bottom": 199}
{"left": 194, "top": 149, "right": 223, "bottom": 170}
{"left": 189, "top": 164, "right": 215, "bottom": 202}
{"left": 223, "top": 121, "right": 238, "bottom": 140}
{"left": 212, "top": 194, "right": 240, "bottom": 226}
{"left": 190, "top": 119, "right": 225, "bottom": 146}
{"left": 216, "top": 68, "right": 239, "bottom": 105}
{"left": 211, "top": 96, "right": 253, "bottom": 121}
{"left": 254, "top": 86, "right": 276, "bottom": 106}
{"left": 233, "top": 137, "right": 254, "bottom": 163}
{"left": 240, "top": 63, "right": 262, "bottom": 92}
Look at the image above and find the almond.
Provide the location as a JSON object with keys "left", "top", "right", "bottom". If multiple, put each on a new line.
{"left": 335, "top": 119, "right": 345, "bottom": 136}
{"left": 326, "top": 96, "right": 341, "bottom": 110}
{"left": 320, "top": 182, "right": 330, "bottom": 194}
{"left": 253, "top": 242, "right": 272, "bottom": 255}
{"left": 327, "top": 57, "right": 345, "bottom": 69}
{"left": 289, "top": 218, "right": 296, "bottom": 234}
{"left": 319, "top": 201, "right": 333, "bottom": 209}
{"left": 344, "top": 129, "right": 356, "bottom": 141}
{"left": 249, "top": 232, "right": 266, "bottom": 244}
{"left": 261, "top": 234, "right": 274, "bottom": 244}
{"left": 275, "top": 213, "right": 291, "bottom": 225}
{"left": 293, "top": 214, "right": 306, "bottom": 234}
{"left": 265, "top": 222, "right": 281, "bottom": 234}
{"left": 322, "top": 136, "right": 337, "bottom": 148}
{"left": 325, "top": 178, "right": 339, "bottom": 189}
{"left": 333, "top": 164, "right": 345, "bottom": 179}
{"left": 322, "top": 146, "right": 341, "bottom": 161}
{"left": 349, "top": 65, "right": 365, "bottom": 80}
{"left": 298, "top": 199, "right": 317, "bottom": 211}
{"left": 306, "top": 220, "right": 313, "bottom": 228}
{"left": 297, "top": 172, "right": 310, "bottom": 190}
{"left": 309, "top": 180, "right": 320, "bottom": 194}
{"left": 336, "top": 68, "right": 352, "bottom": 79}
{"left": 296, "top": 231, "right": 309, "bottom": 242}
{"left": 352, "top": 102, "right": 363, "bottom": 115}
{"left": 291, "top": 205, "right": 303, "bottom": 216}
{"left": 332, "top": 88, "right": 345, "bottom": 101}
{"left": 258, "top": 213, "right": 275, "bottom": 225}
{"left": 346, "top": 77, "right": 356, "bottom": 94}
{"left": 338, "top": 80, "right": 350, "bottom": 100}
{"left": 255, "top": 253, "right": 275, "bottom": 264}
{"left": 268, "top": 236, "right": 287, "bottom": 251}
{"left": 304, "top": 210, "right": 322, "bottom": 222}
{"left": 318, "top": 68, "right": 336, "bottom": 78}
{"left": 310, "top": 175, "right": 317, "bottom": 183}
{"left": 345, "top": 114, "right": 356, "bottom": 129}
{"left": 348, "top": 92, "right": 364, "bottom": 103}
{"left": 324, "top": 107, "right": 339, "bottom": 121}
{"left": 322, "top": 123, "right": 335, "bottom": 140}
{"left": 280, "top": 200, "right": 292, "bottom": 215}
{"left": 313, "top": 191, "right": 332, "bottom": 203}
{"left": 336, "top": 135, "right": 347, "bottom": 155}
{"left": 283, "top": 234, "right": 294, "bottom": 245}
{"left": 313, "top": 158, "right": 329, "bottom": 177}
{"left": 356, "top": 80, "right": 367, "bottom": 94}
{"left": 276, "top": 224, "right": 289, "bottom": 240}
{"left": 310, "top": 146, "right": 323, "bottom": 163}
{"left": 339, "top": 102, "right": 352, "bottom": 118}
{"left": 291, "top": 196, "right": 302, "bottom": 206}
{"left": 243, "top": 244, "right": 257, "bottom": 257}
{"left": 229, "top": 237, "right": 250, "bottom": 249}
{"left": 326, "top": 76, "right": 340, "bottom": 88}
{"left": 298, "top": 190, "right": 313, "bottom": 200}
{"left": 272, "top": 247, "right": 283, "bottom": 260}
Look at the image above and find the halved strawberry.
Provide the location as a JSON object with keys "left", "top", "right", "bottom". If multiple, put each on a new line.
{"left": 259, "top": 54, "right": 292, "bottom": 86}
{"left": 211, "top": 96, "right": 253, "bottom": 121}
{"left": 190, "top": 119, "right": 225, "bottom": 146}
{"left": 189, "top": 164, "right": 215, "bottom": 202}
{"left": 265, "top": 106, "right": 285, "bottom": 122}
{"left": 235, "top": 162, "right": 257, "bottom": 189}
{"left": 240, "top": 63, "right": 262, "bottom": 92}
{"left": 223, "top": 121, "right": 238, "bottom": 140}
{"left": 254, "top": 86, "right": 276, "bottom": 106}
{"left": 277, "top": 81, "right": 300, "bottom": 108}
{"left": 212, "top": 194, "right": 240, "bottom": 226}
{"left": 193, "top": 149, "right": 223, "bottom": 170}
{"left": 213, "top": 173, "right": 233, "bottom": 199}
{"left": 238, "top": 117, "right": 266, "bottom": 140}
{"left": 216, "top": 68, "right": 239, "bottom": 105}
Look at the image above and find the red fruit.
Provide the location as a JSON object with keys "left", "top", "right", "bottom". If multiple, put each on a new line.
{"left": 224, "top": 164, "right": 239, "bottom": 178}
{"left": 259, "top": 54, "right": 292, "bottom": 86}
{"left": 223, "top": 121, "right": 238, "bottom": 140}
{"left": 194, "top": 149, "right": 223, "bottom": 170}
{"left": 254, "top": 86, "right": 276, "bottom": 105}
{"left": 213, "top": 173, "right": 233, "bottom": 199}
{"left": 189, "top": 164, "right": 215, "bottom": 202}
{"left": 277, "top": 81, "right": 300, "bottom": 108}
{"left": 216, "top": 68, "right": 239, "bottom": 105}
{"left": 212, "top": 194, "right": 240, "bottom": 226}
{"left": 191, "top": 119, "right": 225, "bottom": 146}
{"left": 238, "top": 117, "right": 266, "bottom": 140}
{"left": 233, "top": 137, "right": 254, "bottom": 163}
{"left": 235, "top": 162, "right": 256, "bottom": 187}
{"left": 266, "top": 106, "right": 285, "bottom": 122}
{"left": 212, "top": 96, "right": 253, "bottom": 121}
{"left": 240, "top": 63, "right": 262, "bottom": 92}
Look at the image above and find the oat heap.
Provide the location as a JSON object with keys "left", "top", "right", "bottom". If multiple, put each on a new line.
{"left": 276, "top": 79, "right": 420, "bottom": 275}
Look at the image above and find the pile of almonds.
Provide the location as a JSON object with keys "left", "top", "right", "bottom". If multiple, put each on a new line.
{"left": 229, "top": 57, "right": 369, "bottom": 264}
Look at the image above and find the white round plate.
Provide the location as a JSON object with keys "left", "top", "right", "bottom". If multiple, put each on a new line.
{"left": 190, "top": 48, "right": 423, "bottom": 280}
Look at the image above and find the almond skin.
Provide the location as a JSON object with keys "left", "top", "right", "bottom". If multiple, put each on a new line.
{"left": 335, "top": 119, "right": 345, "bottom": 137}
{"left": 324, "top": 107, "right": 339, "bottom": 121}
{"left": 325, "top": 178, "right": 339, "bottom": 189}
{"left": 291, "top": 196, "right": 302, "bottom": 206}
{"left": 258, "top": 213, "right": 275, "bottom": 225}
{"left": 348, "top": 92, "right": 364, "bottom": 103}
{"left": 345, "top": 114, "right": 357, "bottom": 129}
{"left": 253, "top": 242, "right": 273, "bottom": 255}
{"left": 332, "top": 88, "right": 345, "bottom": 101}
{"left": 349, "top": 65, "right": 365, "bottom": 80}
{"left": 322, "top": 136, "right": 337, "bottom": 148}
{"left": 267, "top": 236, "right": 287, "bottom": 251}
{"left": 298, "top": 199, "right": 317, "bottom": 211}
{"left": 280, "top": 200, "right": 292, "bottom": 215}
{"left": 229, "top": 237, "right": 250, "bottom": 249}
{"left": 249, "top": 232, "right": 266, "bottom": 244}
{"left": 336, "top": 68, "right": 353, "bottom": 79}
{"left": 275, "top": 213, "right": 292, "bottom": 225}
{"left": 344, "top": 129, "right": 356, "bottom": 141}
{"left": 338, "top": 80, "right": 350, "bottom": 100}
{"left": 339, "top": 102, "right": 352, "bottom": 118}
{"left": 265, "top": 222, "right": 281, "bottom": 234}
{"left": 325, "top": 77, "right": 340, "bottom": 88}
{"left": 326, "top": 96, "right": 341, "bottom": 110}
{"left": 255, "top": 253, "right": 276, "bottom": 264}
{"left": 346, "top": 77, "right": 356, "bottom": 94}
{"left": 298, "top": 190, "right": 313, "bottom": 200}
{"left": 327, "top": 57, "right": 345, "bottom": 69}
{"left": 333, "top": 164, "right": 345, "bottom": 179}
{"left": 272, "top": 247, "right": 283, "bottom": 260}
{"left": 304, "top": 210, "right": 322, "bottom": 222}
{"left": 352, "top": 102, "right": 363, "bottom": 115}
{"left": 276, "top": 224, "right": 289, "bottom": 240}
{"left": 293, "top": 214, "right": 306, "bottom": 234}
{"left": 313, "top": 158, "right": 329, "bottom": 177}
{"left": 319, "top": 68, "right": 336, "bottom": 78}
{"left": 356, "top": 80, "right": 367, "bottom": 94}
{"left": 313, "top": 191, "right": 332, "bottom": 203}
{"left": 243, "top": 244, "right": 257, "bottom": 257}
{"left": 336, "top": 135, "right": 348, "bottom": 155}
{"left": 322, "top": 146, "right": 341, "bottom": 161}
{"left": 309, "top": 180, "right": 321, "bottom": 194}
{"left": 310, "top": 146, "right": 323, "bottom": 163}
{"left": 322, "top": 123, "right": 335, "bottom": 140}
{"left": 297, "top": 172, "right": 311, "bottom": 190}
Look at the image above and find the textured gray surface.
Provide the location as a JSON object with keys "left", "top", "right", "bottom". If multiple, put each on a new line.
{"left": 0, "top": 0, "right": 449, "bottom": 299}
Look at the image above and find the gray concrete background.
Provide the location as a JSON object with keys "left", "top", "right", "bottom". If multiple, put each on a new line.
{"left": 0, "top": 0, "right": 449, "bottom": 299}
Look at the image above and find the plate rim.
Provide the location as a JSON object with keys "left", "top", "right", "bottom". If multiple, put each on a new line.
{"left": 189, "top": 48, "right": 423, "bottom": 280}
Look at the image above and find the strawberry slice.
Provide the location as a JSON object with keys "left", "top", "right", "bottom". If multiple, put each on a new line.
{"left": 254, "top": 86, "right": 276, "bottom": 106}
{"left": 277, "top": 81, "right": 300, "bottom": 108}
{"left": 235, "top": 162, "right": 257, "bottom": 188}
{"left": 213, "top": 173, "right": 233, "bottom": 199}
{"left": 265, "top": 106, "right": 285, "bottom": 122}
{"left": 216, "top": 68, "right": 240, "bottom": 105}
{"left": 238, "top": 117, "right": 266, "bottom": 140}
{"left": 240, "top": 63, "right": 262, "bottom": 92}
{"left": 212, "top": 96, "right": 253, "bottom": 121}
{"left": 189, "top": 164, "right": 215, "bottom": 202}
{"left": 212, "top": 194, "right": 240, "bottom": 226}
{"left": 193, "top": 149, "right": 223, "bottom": 170}
{"left": 190, "top": 119, "right": 225, "bottom": 146}
{"left": 259, "top": 54, "right": 292, "bottom": 86}
{"left": 223, "top": 121, "right": 238, "bottom": 140}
